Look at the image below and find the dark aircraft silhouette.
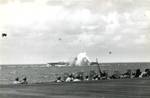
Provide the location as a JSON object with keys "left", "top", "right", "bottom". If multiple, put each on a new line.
{"left": 1, "top": 33, "right": 7, "bottom": 38}
{"left": 58, "top": 38, "right": 62, "bottom": 41}
{"left": 109, "top": 51, "right": 112, "bottom": 54}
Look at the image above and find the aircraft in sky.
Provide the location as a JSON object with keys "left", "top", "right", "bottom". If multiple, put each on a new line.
{"left": 1, "top": 33, "right": 7, "bottom": 38}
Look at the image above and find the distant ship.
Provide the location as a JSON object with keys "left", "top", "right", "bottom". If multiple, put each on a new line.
{"left": 46, "top": 62, "right": 69, "bottom": 67}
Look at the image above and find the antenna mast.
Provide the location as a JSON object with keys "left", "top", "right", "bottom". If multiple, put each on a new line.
{"left": 96, "top": 58, "right": 102, "bottom": 77}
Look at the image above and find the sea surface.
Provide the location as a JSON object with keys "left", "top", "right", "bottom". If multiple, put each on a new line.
{"left": 0, "top": 62, "right": 150, "bottom": 84}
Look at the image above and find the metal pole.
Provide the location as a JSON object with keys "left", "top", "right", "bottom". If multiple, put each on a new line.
{"left": 96, "top": 58, "right": 102, "bottom": 77}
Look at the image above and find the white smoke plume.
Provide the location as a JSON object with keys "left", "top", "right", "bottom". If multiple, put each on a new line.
{"left": 70, "top": 52, "right": 90, "bottom": 66}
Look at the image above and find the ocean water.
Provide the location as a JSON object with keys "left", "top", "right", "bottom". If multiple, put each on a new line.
{"left": 0, "top": 62, "right": 150, "bottom": 84}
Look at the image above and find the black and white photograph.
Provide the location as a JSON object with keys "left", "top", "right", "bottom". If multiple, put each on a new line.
{"left": 0, "top": 0, "right": 150, "bottom": 98}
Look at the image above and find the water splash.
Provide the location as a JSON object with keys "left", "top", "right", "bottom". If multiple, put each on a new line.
{"left": 71, "top": 52, "right": 90, "bottom": 66}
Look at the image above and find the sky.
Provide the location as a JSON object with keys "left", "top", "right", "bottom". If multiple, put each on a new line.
{"left": 0, "top": 0, "right": 150, "bottom": 64}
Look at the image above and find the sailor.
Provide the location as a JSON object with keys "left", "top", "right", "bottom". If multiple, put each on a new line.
{"left": 21, "top": 77, "right": 28, "bottom": 84}
{"left": 1, "top": 33, "right": 7, "bottom": 38}
{"left": 13, "top": 77, "right": 21, "bottom": 84}
{"left": 56, "top": 76, "right": 62, "bottom": 82}
{"left": 65, "top": 74, "right": 73, "bottom": 82}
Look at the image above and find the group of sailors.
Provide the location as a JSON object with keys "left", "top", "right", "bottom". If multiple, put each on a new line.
{"left": 13, "top": 76, "right": 28, "bottom": 84}
{"left": 113, "top": 68, "right": 150, "bottom": 79}
{"left": 55, "top": 68, "right": 150, "bottom": 83}
{"left": 12, "top": 68, "right": 150, "bottom": 84}
{"left": 55, "top": 71, "right": 109, "bottom": 83}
